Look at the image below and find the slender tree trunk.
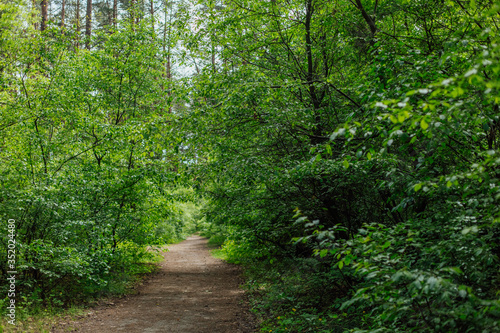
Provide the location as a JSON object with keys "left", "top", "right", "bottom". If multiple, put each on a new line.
{"left": 113, "top": 0, "right": 117, "bottom": 28}
{"left": 61, "top": 0, "right": 65, "bottom": 27}
{"left": 150, "top": 0, "right": 154, "bottom": 33}
{"left": 354, "top": 0, "right": 377, "bottom": 36}
{"left": 40, "top": 0, "right": 48, "bottom": 31}
{"left": 107, "top": 0, "right": 112, "bottom": 27}
{"left": 130, "top": 0, "right": 136, "bottom": 24}
{"left": 32, "top": 0, "right": 39, "bottom": 30}
{"left": 210, "top": 7, "right": 216, "bottom": 73}
{"left": 211, "top": 45, "right": 215, "bottom": 73}
{"left": 193, "top": 58, "right": 200, "bottom": 74}
{"left": 85, "top": 0, "right": 92, "bottom": 49}
{"left": 138, "top": 0, "right": 144, "bottom": 24}
{"left": 162, "top": 0, "right": 172, "bottom": 112}
{"left": 305, "top": 0, "right": 318, "bottom": 108}
{"left": 76, "top": 0, "right": 81, "bottom": 48}
{"left": 166, "top": 53, "right": 171, "bottom": 79}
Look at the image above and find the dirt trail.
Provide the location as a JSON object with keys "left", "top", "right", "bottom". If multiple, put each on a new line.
{"left": 57, "top": 235, "right": 255, "bottom": 333}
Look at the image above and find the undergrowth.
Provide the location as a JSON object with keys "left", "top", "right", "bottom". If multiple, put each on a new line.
{"left": 0, "top": 247, "right": 163, "bottom": 332}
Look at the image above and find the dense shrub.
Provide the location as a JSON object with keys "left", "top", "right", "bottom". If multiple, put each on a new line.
{"left": 190, "top": 1, "right": 500, "bottom": 331}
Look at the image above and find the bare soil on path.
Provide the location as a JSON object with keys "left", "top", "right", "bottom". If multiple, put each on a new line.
{"left": 55, "top": 235, "right": 255, "bottom": 333}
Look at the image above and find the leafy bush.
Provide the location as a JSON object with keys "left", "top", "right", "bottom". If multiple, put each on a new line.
{"left": 0, "top": 16, "right": 194, "bottom": 312}
{"left": 186, "top": 1, "right": 500, "bottom": 332}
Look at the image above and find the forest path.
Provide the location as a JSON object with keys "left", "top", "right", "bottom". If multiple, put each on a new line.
{"left": 56, "top": 235, "right": 255, "bottom": 333}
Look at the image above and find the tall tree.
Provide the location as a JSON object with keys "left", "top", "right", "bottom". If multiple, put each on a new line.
{"left": 150, "top": 0, "right": 154, "bottom": 33}
{"left": 75, "top": 0, "right": 81, "bottom": 48}
{"left": 85, "top": 0, "right": 92, "bottom": 48}
{"left": 113, "top": 0, "right": 117, "bottom": 28}
{"left": 61, "top": 0, "right": 65, "bottom": 27}
{"left": 130, "top": 0, "right": 136, "bottom": 24}
{"left": 41, "top": 0, "right": 48, "bottom": 31}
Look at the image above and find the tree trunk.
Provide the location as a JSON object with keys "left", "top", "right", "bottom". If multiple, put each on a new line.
{"left": 40, "top": 0, "right": 48, "bottom": 31}
{"left": 107, "top": 0, "right": 112, "bottom": 27}
{"left": 32, "top": 0, "right": 39, "bottom": 30}
{"left": 305, "top": 0, "right": 319, "bottom": 109}
{"left": 61, "top": 0, "right": 65, "bottom": 27}
{"left": 85, "top": 0, "right": 92, "bottom": 49}
{"left": 211, "top": 46, "right": 215, "bottom": 73}
{"left": 354, "top": 0, "right": 377, "bottom": 36}
{"left": 130, "top": 0, "right": 136, "bottom": 24}
{"left": 150, "top": 0, "right": 154, "bottom": 33}
{"left": 162, "top": 0, "right": 172, "bottom": 112}
{"left": 75, "top": 0, "right": 80, "bottom": 48}
{"left": 113, "top": 0, "right": 117, "bottom": 28}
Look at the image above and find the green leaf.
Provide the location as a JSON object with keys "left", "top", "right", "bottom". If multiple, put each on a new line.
{"left": 397, "top": 112, "right": 406, "bottom": 123}
{"left": 420, "top": 118, "right": 429, "bottom": 130}
{"left": 325, "top": 144, "right": 332, "bottom": 155}
{"left": 414, "top": 183, "right": 422, "bottom": 192}
{"left": 343, "top": 159, "right": 349, "bottom": 169}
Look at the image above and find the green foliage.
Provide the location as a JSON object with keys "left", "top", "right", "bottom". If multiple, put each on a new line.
{"left": 184, "top": 0, "right": 500, "bottom": 331}
{"left": 207, "top": 234, "right": 226, "bottom": 247}
{"left": 0, "top": 8, "right": 194, "bottom": 312}
{"left": 2, "top": 0, "right": 500, "bottom": 331}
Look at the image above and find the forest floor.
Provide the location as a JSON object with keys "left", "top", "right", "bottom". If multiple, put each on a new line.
{"left": 53, "top": 235, "right": 256, "bottom": 333}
